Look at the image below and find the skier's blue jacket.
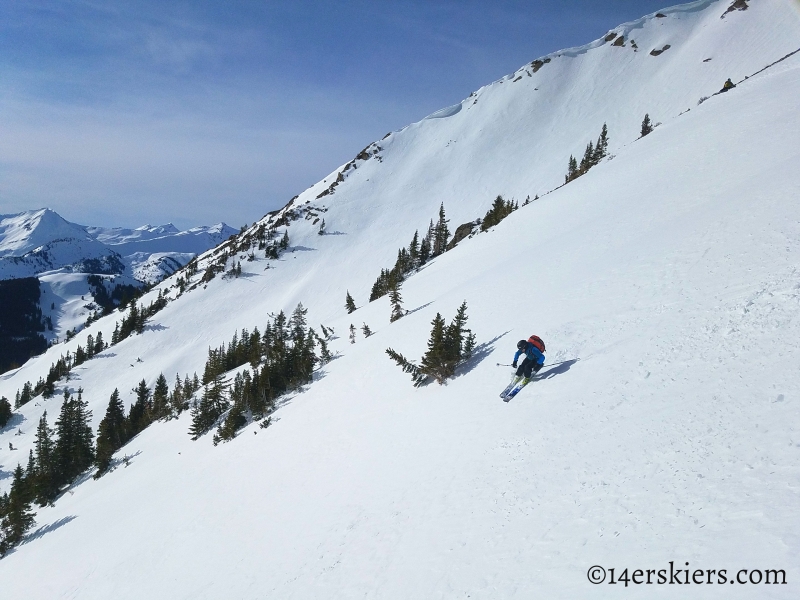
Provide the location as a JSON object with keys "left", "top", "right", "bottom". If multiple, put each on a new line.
{"left": 514, "top": 342, "right": 545, "bottom": 366}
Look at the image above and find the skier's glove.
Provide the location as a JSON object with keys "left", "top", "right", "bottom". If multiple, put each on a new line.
{"left": 512, "top": 362, "right": 517, "bottom": 368}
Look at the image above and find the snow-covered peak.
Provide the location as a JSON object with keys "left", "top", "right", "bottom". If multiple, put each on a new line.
{"left": 0, "top": 208, "right": 94, "bottom": 258}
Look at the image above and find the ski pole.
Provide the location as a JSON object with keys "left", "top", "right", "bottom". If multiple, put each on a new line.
{"left": 496, "top": 363, "right": 514, "bottom": 367}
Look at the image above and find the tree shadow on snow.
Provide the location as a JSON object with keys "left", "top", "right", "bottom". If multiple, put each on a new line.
{"left": 405, "top": 302, "right": 433, "bottom": 317}
{"left": 456, "top": 331, "right": 511, "bottom": 378}
{"left": 0, "top": 412, "right": 26, "bottom": 435}
{"left": 23, "top": 516, "right": 78, "bottom": 545}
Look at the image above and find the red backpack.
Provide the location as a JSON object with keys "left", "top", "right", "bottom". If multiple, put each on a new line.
{"left": 528, "top": 335, "right": 545, "bottom": 353}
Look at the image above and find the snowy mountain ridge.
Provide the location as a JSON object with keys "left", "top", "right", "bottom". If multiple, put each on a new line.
{"left": 1, "top": 1, "right": 799, "bottom": 597}
{"left": 0, "top": 208, "right": 236, "bottom": 282}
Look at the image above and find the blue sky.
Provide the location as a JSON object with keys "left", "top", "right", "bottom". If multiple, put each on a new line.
{"left": 0, "top": 0, "right": 672, "bottom": 229}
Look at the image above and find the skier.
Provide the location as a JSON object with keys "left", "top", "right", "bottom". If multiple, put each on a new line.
{"left": 500, "top": 336, "right": 546, "bottom": 399}
{"left": 512, "top": 336, "right": 546, "bottom": 381}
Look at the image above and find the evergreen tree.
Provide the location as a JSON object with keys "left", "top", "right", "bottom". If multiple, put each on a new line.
{"left": 16, "top": 381, "right": 34, "bottom": 408}
{"left": 389, "top": 285, "right": 405, "bottom": 323}
{"left": 189, "top": 373, "right": 229, "bottom": 439}
{"left": 94, "top": 331, "right": 105, "bottom": 354}
{"left": 419, "top": 313, "right": 450, "bottom": 383}
{"left": 318, "top": 219, "right": 326, "bottom": 235}
{"left": 74, "top": 345, "right": 86, "bottom": 366}
{"left": 566, "top": 155, "right": 578, "bottom": 183}
{"left": 279, "top": 230, "right": 290, "bottom": 250}
{"left": 593, "top": 122, "right": 609, "bottom": 162}
{"left": 361, "top": 323, "right": 372, "bottom": 338}
{"left": 95, "top": 389, "right": 127, "bottom": 476}
{"left": 54, "top": 388, "right": 95, "bottom": 485}
{"left": 314, "top": 331, "right": 332, "bottom": 364}
{"left": 127, "top": 379, "right": 152, "bottom": 437}
{"left": 170, "top": 374, "right": 186, "bottom": 414}
{"left": 151, "top": 374, "right": 170, "bottom": 420}
{"left": 480, "top": 196, "right": 516, "bottom": 232}
{"left": 215, "top": 372, "right": 247, "bottom": 444}
{"left": 0, "top": 464, "right": 35, "bottom": 556}
{"left": 33, "top": 411, "right": 58, "bottom": 505}
{"left": 386, "top": 301, "right": 476, "bottom": 386}
{"left": 419, "top": 226, "right": 432, "bottom": 265}
{"left": 345, "top": 291, "right": 357, "bottom": 314}
{"left": 349, "top": 324, "right": 357, "bottom": 344}
{"left": 408, "top": 230, "right": 420, "bottom": 267}
{"left": 579, "top": 141, "right": 594, "bottom": 174}
{"left": 641, "top": 113, "right": 653, "bottom": 137}
{"left": 432, "top": 203, "right": 450, "bottom": 257}
{"left": 0, "top": 397, "right": 11, "bottom": 428}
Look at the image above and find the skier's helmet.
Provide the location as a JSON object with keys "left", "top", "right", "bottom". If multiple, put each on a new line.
{"left": 517, "top": 340, "right": 527, "bottom": 350}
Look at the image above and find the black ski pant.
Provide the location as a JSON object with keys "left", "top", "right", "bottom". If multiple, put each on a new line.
{"left": 516, "top": 356, "right": 542, "bottom": 379}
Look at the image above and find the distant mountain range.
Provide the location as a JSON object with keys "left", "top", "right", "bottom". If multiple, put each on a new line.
{"left": 0, "top": 208, "right": 237, "bottom": 283}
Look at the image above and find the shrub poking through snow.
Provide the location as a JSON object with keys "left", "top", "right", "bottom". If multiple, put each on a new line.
{"left": 386, "top": 301, "right": 476, "bottom": 386}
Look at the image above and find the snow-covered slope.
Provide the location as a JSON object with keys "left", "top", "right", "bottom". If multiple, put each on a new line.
{"left": 1, "top": 1, "right": 799, "bottom": 597}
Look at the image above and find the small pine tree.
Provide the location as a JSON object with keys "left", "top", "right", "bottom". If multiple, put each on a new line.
{"left": 95, "top": 389, "right": 127, "bottom": 476}
{"left": 54, "top": 388, "right": 95, "bottom": 485}
{"left": 0, "top": 397, "right": 11, "bottom": 428}
{"left": 386, "top": 301, "right": 476, "bottom": 387}
{"left": 345, "top": 291, "right": 357, "bottom": 314}
{"left": 189, "top": 373, "right": 229, "bottom": 439}
{"left": 127, "top": 379, "right": 152, "bottom": 437}
{"left": 315, "top": 331, "right": 333, "bottom": 364}
{"left": 579, "top": 141, "right": 594, "bottom": 174}
{"left": 419, "top": 228, "right": 432, "bottom": 265}
{"left": 566, "top": 155, "right": 578, "bottom": 183}
{"left": 95, "top": 331, "right": 105, "bottom": 353}
{"left": 408, "top": 230, "right": 420, "bottom": 267}
{"left": 170, "top": 374, "right": 186, "bottom": 415}
{"left": 389, "top": 285, "right": 405, "bottom": 323}
{"left": 33, "top": 411, "right": 58, "bottom": 505}
{"left": 361, "top": 323, "right": 372, "bottom": 338}
{"left": 594, "top": 123, "right": 609, "bottom": 163}
{"left": 419, "top": 313, "right": 450, "bottom": 383}
{"left": 0, "top": 464, "right": 36, "bottom": 556}
{"left": 151, "top": 374, "right": 170, "bottom": 420}
{"left": 432, "top": 203, "right": 450, "bottom": 257}
{"left": 318, "top": 219, "right": 326, "bottom": 235}
{"left": 641, "top": 113, "right": 653, "bottom": 137}
{"left": 480, "top": 195, "right": 516, "bottom": 232}
{"left": 279, "top": 230, "right": 290, "bottom": 250}
{"left": 349, "top": 324, "right": 357, "bottom": 344}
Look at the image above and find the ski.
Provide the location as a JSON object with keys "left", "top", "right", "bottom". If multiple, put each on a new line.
{"left": 503, "top": 376, "right": 535, "bottom": 402}
{"left": 500, "top": 376, "right": 522, "bottom": 399}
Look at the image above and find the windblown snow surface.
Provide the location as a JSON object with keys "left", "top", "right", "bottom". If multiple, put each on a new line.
{"left": 1, "top": 1, "right": 800, "bottom": 598}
